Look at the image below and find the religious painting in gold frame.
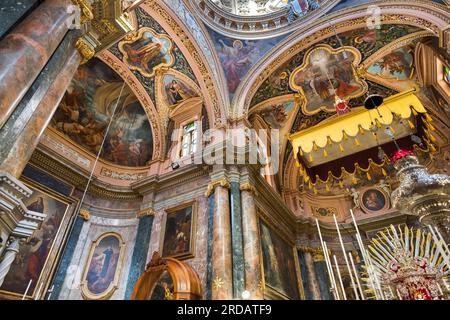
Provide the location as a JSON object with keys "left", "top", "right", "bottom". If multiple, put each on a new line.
{"left": 359, "top": 186, "right": 390, "bottom": 214}
{"left": 118, "top": 27, "right": 174, "bottom": 78}
{"left": 80, "top": 232, "right": 126, "bottom": 300}
{"left": 0, "top": 179, "right": 75, "bottom": 300}
{"left": 159, "top": 201, "right": 197, "bottom": 260}
{"left": 289, "top": 44, "right": 366, "bottom": 115}
{"left": 258, "top": 214, "right": 303, "bottom": 300}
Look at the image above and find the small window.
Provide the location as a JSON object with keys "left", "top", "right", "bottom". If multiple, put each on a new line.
{"left": 180, "top": 121, "right": 198, "bottom": 157}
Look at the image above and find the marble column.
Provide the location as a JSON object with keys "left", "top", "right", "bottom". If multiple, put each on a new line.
{"left": 230, "top": 181, "right": 245, "bottom": 299}
{"left": 0, "top": 0, "right": 72, "bottom": 129}
{"left": 0, "top": 238, "right": 20, "bottom": 287}
{"left": 240, "top": 184, "right": 263, "bottom": 299}
{"left": 0, "top": 33, "right": 81, "bottom": 178}
{"left": 304, "top": 251, "right": 322, "bottom": 300}
{"left": 212, "top": 184, "right": 233, "bottom": 300}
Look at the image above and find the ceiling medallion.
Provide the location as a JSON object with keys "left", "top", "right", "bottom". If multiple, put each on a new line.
{"left": 289, "top": 44, "right": 367, "bottom": 115}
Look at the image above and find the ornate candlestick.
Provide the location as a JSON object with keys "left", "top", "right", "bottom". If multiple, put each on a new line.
{"left": 391, "top": 152, "right": 450, "bottom": 243}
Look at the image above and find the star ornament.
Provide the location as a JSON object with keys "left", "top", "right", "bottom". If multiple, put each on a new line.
{"left": 212, "top": 276, "right": 225, "bottom": 290}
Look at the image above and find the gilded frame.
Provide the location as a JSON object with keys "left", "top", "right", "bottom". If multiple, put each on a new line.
{"left": 0, "top": 178, "right": 76, "bottom": 300}
{"left": 359, "top": 186, "right": 390, "bottom": 215}
{"left": 289, "top": 44, "right": 366, "bottom": 115}
{"left": 79, "top": 232, "right": 126, "bottom": 300}
{"left": 118, "top": 27, "right": 175, "bottom": 78}
{"left": 257, "top": 210, "right": 304, "bottom": 300}
{"left": 159, "top": 201, "right": 197, "bottom": 261}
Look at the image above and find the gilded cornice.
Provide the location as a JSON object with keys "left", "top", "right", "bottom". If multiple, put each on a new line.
{"left": 205, "top": 178, "right": 231, "bottom": 197}
{"left": 131, "top": 164, "right": 210, "bottom": 195}
{"left": 192, "top": 0, "right": 341, "bottom": 40}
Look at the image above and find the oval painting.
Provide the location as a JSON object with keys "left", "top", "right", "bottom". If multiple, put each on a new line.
{"left": 82, "top": 233, "right": 123, "bottom": 299}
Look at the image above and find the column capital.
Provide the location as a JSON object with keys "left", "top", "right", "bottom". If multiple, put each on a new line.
{"left": 71, "top": 0, "right": 94, "bottom": 24}
{"left": 239, "top": 182, "right": 258, "bottom": 196}
{"left": 5, "top": 237, "right": 20, "bottom": 253}
{"left": 298, "top": 245, "right": 325, "bottom": 262}
{"left": 0, "top": 173, "right": 45, "bottom": 239}
{"left": 205, "top": 178, "right": 231, "bottom": 197}
{"left": 137, "top": 207, "right": 156, "bottom": 218}
{"left": 75, "top": 37, "right": 95, "bottom": 64}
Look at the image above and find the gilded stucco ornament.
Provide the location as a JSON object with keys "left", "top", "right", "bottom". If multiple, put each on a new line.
{"left": 75, "top": 37, "right": 95, "bottom": 64}
{"left": 73, "top": 0, "right": 134, "bottom": 65}
{"left": 71, "top": 0, "right": 94, "bottom": 24}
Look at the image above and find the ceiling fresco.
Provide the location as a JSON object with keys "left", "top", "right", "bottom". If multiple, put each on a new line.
{"left": 250, "top": 24, "right": 423, "bottom": 107}
{"left": 51, "top": 58, "right": 154, "bottom": 167}
{"left": 208, "top": 28, "right": 287, "bottom": 95}
{"left": 108, "top": 7, "right": 198, "bottom": 106}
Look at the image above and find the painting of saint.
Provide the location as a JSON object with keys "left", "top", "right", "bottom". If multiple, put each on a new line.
{"left": 0, "top": 188, "right": 68, "bottom": 297}
{"left": 119, "top": 28, "right": 174, "bottom": 78}
{"left": 161, "top": 205, "right": 194, "bottom": 259}
{"left": 290, "top": 45, "right": 366, "bottom": 114}
{"left": 361, "top": 189, "right": 387, "bottom": 212}
{"left": 163, "top": 75, "right": 198, "bottom": 106}
{"left": 259, "top": 220, "right": 300, "bottom": 299}
{"left": 51, "top": 58, "right": 154, "bottom": 167}
{"left": 211, "top": 30, "right": 286, "bottom": 94}
{"left": 82, "top": 234, "right": 123, "bottom": 298}
{"left": 368, "top": 47, "right": 414, "bottom": 80}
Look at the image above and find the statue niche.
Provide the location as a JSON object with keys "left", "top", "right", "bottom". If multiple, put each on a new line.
{"left": 131, "top": 252, "right": 202, "bottom": 300}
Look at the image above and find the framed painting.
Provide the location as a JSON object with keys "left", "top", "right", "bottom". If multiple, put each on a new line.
{"left": 80, "top": 232, "right": 125, "bottom": 300}
{"left": 359, "top": 187, "right": 390, "bottom": 214}
{"left": 258, "top": 218, "right": 301, "bottom": 300}
{"left": 160, "top": 202, "right": 196, "bottom": 260}
{"left": 0, "top": 180, "right": 74, "bottom": 300}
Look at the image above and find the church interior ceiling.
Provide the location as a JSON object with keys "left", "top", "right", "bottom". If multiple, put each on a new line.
{"left": 42, "top": 0, "right": 450, "bottom": 194}
{"left": 1, "top": 0, "right": 450, "bottom": 303}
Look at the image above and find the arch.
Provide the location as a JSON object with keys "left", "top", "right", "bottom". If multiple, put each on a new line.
{"left": 232, "top": 0, "right": 450, "bottom": 118}
{"left": 98, "top": 51, "right": 164, "bottom": 161}
{"left": 131, "top": 252, "right": 203, "bottom": 300}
